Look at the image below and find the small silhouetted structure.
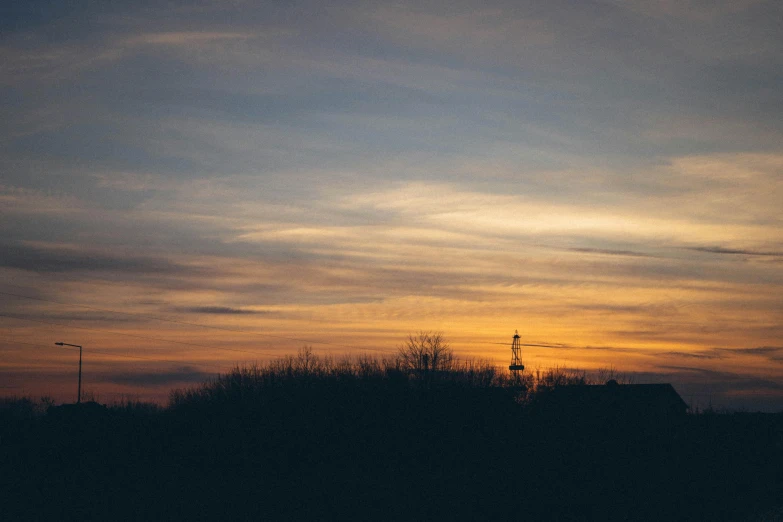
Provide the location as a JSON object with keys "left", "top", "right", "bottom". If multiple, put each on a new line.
{"left": 47, "top": 401, "right": 108, "bottom": 422}
{"left": 509, "top": 330, "right": 525, "bottom": 386}
{"left": 534, "top": 381, "right": 688, "bottom": 429}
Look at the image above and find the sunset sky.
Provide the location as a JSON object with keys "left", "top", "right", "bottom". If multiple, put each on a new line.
{"left": 2, "top": 0, "right": 782, "bottom": 410}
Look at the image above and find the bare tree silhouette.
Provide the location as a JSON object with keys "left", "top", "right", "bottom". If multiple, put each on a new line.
{"left": 397, "top": 331, "right": 454, "bottom": 381}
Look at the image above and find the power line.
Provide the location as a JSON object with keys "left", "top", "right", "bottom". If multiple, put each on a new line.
{"left": 483, "top": 341, "right": 570, "bottom": 348}
{"left": 13, "top": 286, "right": 766, "bottom": 385}
{"left": 0, "top": 337, "right": 208, "bottom": 364}
{"left": 0, "top": 339, "right": 227, "bottom": 371}
{"left": 0, "top": 312, "right": 285, "bottom": 359}
{"left": 0, "top": 333, "right": 581, "bottom": 373}
{"left": 0, "top": 286, "right": 530, "bottom": 356}
{"left": 3, "top": 338, "right": 781, "bottom": 400}
{"left": 0, "top": 287, "right": 396, "bottom": 354}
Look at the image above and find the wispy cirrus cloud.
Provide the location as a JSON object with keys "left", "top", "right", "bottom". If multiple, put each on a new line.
{"left": 124, "top": 32, "right": 256, "bottom": 47}
{"left": 176, "top": 306, "right": 272, "bottom": 315}
{"left": 688, "top": 246, "right": 783, "bottom": 257}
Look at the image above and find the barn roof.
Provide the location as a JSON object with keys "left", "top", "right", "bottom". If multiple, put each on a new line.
{"left": 537, "top": 382, "right": 689, "bottom": 414}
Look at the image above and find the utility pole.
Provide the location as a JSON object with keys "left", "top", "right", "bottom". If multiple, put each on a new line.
{"left": 56, "top": 342, "right": 83, "bottom": 403}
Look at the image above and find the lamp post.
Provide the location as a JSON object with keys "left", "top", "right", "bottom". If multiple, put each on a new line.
{"left": 55, "top": 342, "right": 83, "bottom": 404}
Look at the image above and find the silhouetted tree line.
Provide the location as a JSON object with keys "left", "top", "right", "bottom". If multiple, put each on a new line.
{"left": 1, "top": 339, "right": 781, "bottom": 521}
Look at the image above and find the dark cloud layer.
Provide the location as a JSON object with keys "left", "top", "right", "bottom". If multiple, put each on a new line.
{"left": 632, "top": 367, "right": 783, "bottom": 411}
{"left": 98, "top": 366, "right": 214, "bottom": 387}
{"left": 0, "top": 241, "right": 189, "bottom": 275}
{"left": 717, "top": 346, "right": 783, "bottom": 359}
{"left": 568, "top": 247, "right": 651, "bottom": 258}
{"left": 689, "top": 246, "right": 783, "bottom": 257}
{"left": 177, "top": 306, "right": 270, "bottom": 315}
{"left": 657, "top": 366, "right": 783, "bottom": 392}
{"left": 663, "top": 351, "right": 723, "bottom": 360}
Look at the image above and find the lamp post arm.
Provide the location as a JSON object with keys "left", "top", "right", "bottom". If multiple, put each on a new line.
{"left": 55, "top": 342, "right": 84, "bottom": 404}
{"left": 55, "top": 342, "right": 82, "bottom": 349}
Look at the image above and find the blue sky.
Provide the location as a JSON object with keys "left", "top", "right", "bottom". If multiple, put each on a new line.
{"left": 1, "top": 0, "right": 782, "bottom": 409}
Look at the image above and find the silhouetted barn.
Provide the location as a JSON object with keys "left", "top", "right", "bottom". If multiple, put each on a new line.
{"left": 533, "top": 381, "right": 688, "bottom": 429}
{"left": 46, "top": 401, "right": 109, "bottom": 423}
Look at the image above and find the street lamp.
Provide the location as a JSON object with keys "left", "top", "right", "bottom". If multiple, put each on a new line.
{"left": 55, "top": 342, "right": 83, "bottom": 404}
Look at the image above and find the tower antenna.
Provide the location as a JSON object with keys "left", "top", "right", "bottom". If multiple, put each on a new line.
{"left": 509, "top": 330, "right": 525, "bottom": 385}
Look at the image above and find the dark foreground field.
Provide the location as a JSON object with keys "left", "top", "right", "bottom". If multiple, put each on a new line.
{"left": 2, "top": 357, "right": 782, "bottom": 521}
